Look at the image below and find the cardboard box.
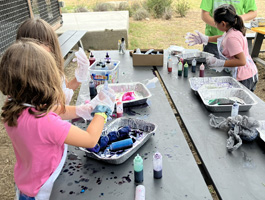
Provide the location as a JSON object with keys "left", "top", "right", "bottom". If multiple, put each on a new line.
{"left": 131, "top": 49, "right": 164, "bottom": 66}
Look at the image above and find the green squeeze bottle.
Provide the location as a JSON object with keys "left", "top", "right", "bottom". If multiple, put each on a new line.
{"left": 178, "top": 61, "right": 183, "bottom": 76}
{"left": 134, "top": 154, "right": 143, "bottom": 183}
{"left": 184, "top": 62, "right": 189, "bottom": 77}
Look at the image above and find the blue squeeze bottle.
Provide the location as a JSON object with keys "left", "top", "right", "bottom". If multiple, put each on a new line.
{"left": 109, "top": 138, "right": 133, "bottom": 151}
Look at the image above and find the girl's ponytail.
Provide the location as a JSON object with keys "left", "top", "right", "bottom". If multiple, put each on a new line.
{"left": 214, "top": 4, "right": 246, "bottom": 36}
{"left": 233, "top": 15, "right": 246, "bottom": 36}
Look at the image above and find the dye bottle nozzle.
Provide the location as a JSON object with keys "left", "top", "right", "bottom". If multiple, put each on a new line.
{"left": 184, "top": 62, "right": 188, "bottom": 77}
{"left": 153, "top": 151, "right": 162, "bottom": 179}
{"left": 134, "top": 154, "right": 143, "bottom": 183}
{"left": 135, "top": 185, "right": 145, "bottom": 200}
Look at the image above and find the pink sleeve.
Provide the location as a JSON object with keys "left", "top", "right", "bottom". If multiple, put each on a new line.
{"left": 225, "top": 37, "right": 244, "bottom": 57}
{"left": 42, "top": 112, "right": 72, "bottom": 146}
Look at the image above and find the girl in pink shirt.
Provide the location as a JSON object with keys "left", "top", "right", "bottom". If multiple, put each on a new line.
{"left": 186, "top": 4, "right": 258, "bottom": 91}
{"left": 0, "top": 41, "right": 115, "bottom": 199}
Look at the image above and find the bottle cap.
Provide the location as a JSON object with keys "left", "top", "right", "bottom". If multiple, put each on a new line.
{"left": 153, "top": 151, "right": 162, "bottom": 159}
{"left": 90, "top": 52, "right": 94, "bottom": 57}
{"left": 121, "top": 38, "right": 125, "bottom": 42}
{"left": 184, "top": 62, "right": 188, "bottom": 67}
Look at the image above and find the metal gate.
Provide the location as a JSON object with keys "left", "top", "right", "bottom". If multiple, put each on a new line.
{"left": 0, "top": 0, "right": 62, "bottom": 56}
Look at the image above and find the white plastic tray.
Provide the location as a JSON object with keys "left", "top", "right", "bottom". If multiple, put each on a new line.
{"left": 198, "top": 88, "right": 257, "bottom": 112}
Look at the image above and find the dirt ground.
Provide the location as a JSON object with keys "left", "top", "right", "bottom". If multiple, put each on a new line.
{"left": 1, "top": 23, "right": 265, "bottom": 200}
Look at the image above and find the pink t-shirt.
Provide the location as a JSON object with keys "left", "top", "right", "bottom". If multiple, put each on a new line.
{"left": 221, "top": 28, "right": 257, "bottom": 81}
{"left": 5, "top": 108, "right": 71, "bottom": 197}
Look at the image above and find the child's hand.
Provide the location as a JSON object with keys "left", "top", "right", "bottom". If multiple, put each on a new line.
{"left": 185, "top": 31, "right": 209, "bottom": 46}
{"left": 76, "top": 103, "right": 94, "bottom": 120}
{"left": 206, "top": 57, "right": 225, "bottom": 68}
{"left": 90, "top": 88, "right": 116, "bottom": 116}
{"left": 73, "top": 47, "right": 90, "bottom": 83}
{"left": 63, "top": 87, "right": 74, "bottom": 105}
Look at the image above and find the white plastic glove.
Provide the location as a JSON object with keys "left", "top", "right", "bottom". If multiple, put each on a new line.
{"left": 185, "top": 31, "right": 209, "bottom": 46}
{"left": 63, "top": 87, "right": 74, "bottom": 105}
{"left": 73, "top": 47, "right": 90, "bottom": 83}
{"left": 89, "top": 87, "right": 116, "bottom": 115}
{"left": 76, "top": 87, "right": 116, "bottom": 120}
{"left": 76, "top": 102, "right": 95, "bottom": 120}
{"left": 206, "top": 57, "right": 225, "bottom": 72}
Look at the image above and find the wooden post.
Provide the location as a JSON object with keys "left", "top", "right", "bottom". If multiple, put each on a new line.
{"left": 27, "top": 0, "right": 34, "bottom": 18}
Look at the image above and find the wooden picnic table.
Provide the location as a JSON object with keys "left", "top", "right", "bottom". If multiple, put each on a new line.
{"left": 50, "top": 51, "right": 212, "bottom": 200}
{"left": 250, "top": 27, "right": 265, "bottom": 67}
{"left": 157, "top": 50, "right": 265, "bottom": 200}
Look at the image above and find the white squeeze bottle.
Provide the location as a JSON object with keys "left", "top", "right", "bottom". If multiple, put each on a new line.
{"left": 135, "top": 185, "right": 145, "bottom": 200}
{"left": 231, "top": 101, "right": 239, "bottom": 117}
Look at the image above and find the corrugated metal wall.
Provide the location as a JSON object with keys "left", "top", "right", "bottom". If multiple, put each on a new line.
{"left": 0, "top": 0, "right": 62, "bottom": 56}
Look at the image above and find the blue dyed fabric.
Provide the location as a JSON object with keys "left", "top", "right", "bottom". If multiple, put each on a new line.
{"left": 86, "top": 143, "right": 100, "bottom": 153}
{"left": 19, "top": 193, "right": 35, "bottom": 200}
{"left": 118, "top": 126, "right": 131, "bottom": 139}
{"left": 107, "top": 131, "right": 118, "bottom": 143}
{"left": 91, "top": 105, "right": 112, "bottom": 117}
{"left": 98, "top": 136, "right": 109, "bottom": 150}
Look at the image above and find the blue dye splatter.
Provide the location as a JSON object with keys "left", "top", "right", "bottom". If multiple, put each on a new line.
{"left": 96, "top": 178, "right": 102, "bottom": 185}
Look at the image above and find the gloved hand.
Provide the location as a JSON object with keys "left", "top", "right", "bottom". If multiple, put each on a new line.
{"left": 185, "top": 31, "right": 209, "bottom": 46}
{"left": 90, "top": 87, "right": 116, "bottom": 117}
{"left": 206, "top": 56, "right": 225, "bottom": 68}
{"left": 76, "top": 102, "right": 95, "bottom": 120}
{"left": 63, "top": 87, "right": 74, "bottom": 105}
{"left": 73, "top": 47, "right": 90, "bottom": 83}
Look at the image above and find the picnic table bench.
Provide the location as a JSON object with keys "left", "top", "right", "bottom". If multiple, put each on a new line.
{"left": 58, "top": 30, "right": 86, "bottom": 67}
{"left": 157, "top": 51, "right": 265, "bottom": 200}
{"left": 50, "top": 51, "right": 213, "bottom": 200}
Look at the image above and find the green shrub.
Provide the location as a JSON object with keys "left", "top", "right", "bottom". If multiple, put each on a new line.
{"left": 146, "top": 0, "right": 173, "bottom": 18}
{"left": 116, "top": 2, "right": 129, "bottom": 11}
{"left": 133, "top": 8, "right": 149, "bottom": 21}
{"left": 93, "top": 2, "right": 114, "bottom": 12}
{"left": 129, "top": 1, "right": 142, "bottom": 17}
{"left": 175, "top": 0, "right": 190, "bottom": 17}
{"left": 74, "top": 6, "right": 89, "bottom": 12}
{"left": 163, "top": 7, "right": 173, "bottom": 20}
